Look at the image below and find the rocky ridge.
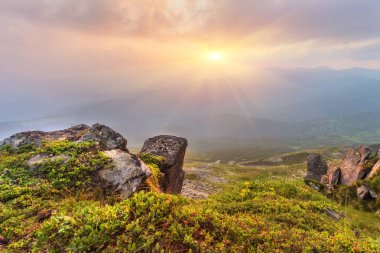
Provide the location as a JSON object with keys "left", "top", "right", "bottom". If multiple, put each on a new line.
{"left": 305, "top": 145, "right": 380, "bottom": 213}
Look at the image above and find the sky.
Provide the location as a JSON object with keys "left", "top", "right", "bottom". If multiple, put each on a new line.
{"left": 1, "top": 0, "right": 380, "bottom": 121}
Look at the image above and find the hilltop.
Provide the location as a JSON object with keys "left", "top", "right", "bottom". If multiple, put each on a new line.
{"left": 0, "top": 125, "right": 379, "bottom": 252}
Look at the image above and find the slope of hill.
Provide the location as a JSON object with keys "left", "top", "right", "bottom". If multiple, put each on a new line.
{"left": 0, "top": 140, "right": 379, "bottom": 252}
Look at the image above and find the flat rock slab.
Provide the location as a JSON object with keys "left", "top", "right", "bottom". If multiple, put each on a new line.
{"left": 0, "top": 123, "right": 128, "bottom": 152}
{"left": 0, "top": 124, "right": 90, "bottom": 149}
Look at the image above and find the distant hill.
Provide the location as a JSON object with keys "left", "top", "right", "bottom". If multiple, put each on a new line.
{"left": 2, "top": 67, "right": 380, "bottom": 148}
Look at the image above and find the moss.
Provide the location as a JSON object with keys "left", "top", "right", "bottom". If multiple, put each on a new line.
{"left": 0, "top": 142, "right": 379, "bottom": 252}
{"left": 185, "top": 173, "right": 198, "bottom": 180}
{"left": 33, "top": 141, "right": 111, "bottom": 190}
{"left": 4, "top": 182, "right": 376, "bottom": 252}
{"left": 0, "top": 144, "right": 13, "bottom": 154}
{"left": 16, "top": 144, "right": 38, "bottom": 154}
{"left": 144, "top": 163, "right": 163, "bottom": 192}
{"left": 139, "top": 153, "right": 166, "bottom": 192}
{"left": 139, "top": 152, "right": 166, "bottom": 168}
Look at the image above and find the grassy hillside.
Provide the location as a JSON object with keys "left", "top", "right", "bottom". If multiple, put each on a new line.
{"left": 0, "top": 141, "right": 379, "bottom": 252}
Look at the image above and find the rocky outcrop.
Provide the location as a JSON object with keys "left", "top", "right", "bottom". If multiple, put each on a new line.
{"left": 140, "top": 135, "right": 188, "bottom": 194}
{"left": 77, "top": 123, "right": 127, "bottom": 151}
{"left": 340, "top": 145, "right": 372, "bottom": 185}
{"left": 1, "top": 125, "right": 189, "bottom": 199}
{"left": 305, "top": 154, "right": 328, "bottom": 182}
{"left": 305, "top": 146, "right": 375, "bottom": 187}
{"left": 0, "top": 124, "right": 90, "bottom": 149}
{"left": 98, "top": 150, "right": 151, "bottom": 198}
{"left": 305, "top": 145, "right": 380, "bottom": 211}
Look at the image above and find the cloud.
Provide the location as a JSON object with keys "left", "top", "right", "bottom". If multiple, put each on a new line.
{"left": 1, "top": 0, "right": 380, "bottom": 43}
{"left": 348, "top": 42, "right": 380, "bottom": 61}
{"left": 0, "top": 0, "right": 380, "bottom": 91}
{"left": 0, "top": 0, "right": 208, "bottom": 39}
{"left": 1, "top": 0, "right": 379, "bottom": 48}
{"left": 198, "top": 0, "right": 380, "bottom": 43}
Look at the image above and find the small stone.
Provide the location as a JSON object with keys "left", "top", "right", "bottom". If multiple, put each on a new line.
{"left": 36, "top": 210, "right": 52, "bottom": 223}
{"left": 306, "top": 181, "right": 322, "bottom": 192}
{"left": 0, "top": 235, "right": 9, "bottom": 245}
{"left": 323, "top": 208, "right": 344, "bottom": 220}
{"left": 357, "top": 185, "right": 377, "bottom": 200}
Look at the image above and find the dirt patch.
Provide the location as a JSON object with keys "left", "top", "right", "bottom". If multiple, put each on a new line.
{"left": 181, "top": 166, "right": 228, "bottom": 199}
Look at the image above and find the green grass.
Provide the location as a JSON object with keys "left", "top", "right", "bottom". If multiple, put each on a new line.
{"left": 0, "top": 141, "right": 379, "bottom": 252}
{"left": 188, "top": 161, "right": 380, "bottom": 238}
{"left": 344, "top": 206, "right": 380, "bottom": 236}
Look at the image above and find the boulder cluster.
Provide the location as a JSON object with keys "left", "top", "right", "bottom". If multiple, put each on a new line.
{"left": 305, "top": 145, "right": 379, "bottom": 203}
{"left": 0, "top": 124, "right": 188, "bottom": 198}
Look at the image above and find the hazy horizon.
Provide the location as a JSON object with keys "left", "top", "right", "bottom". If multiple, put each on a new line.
{"left": 1, "top": 1, "right": 380, "bottom": 145}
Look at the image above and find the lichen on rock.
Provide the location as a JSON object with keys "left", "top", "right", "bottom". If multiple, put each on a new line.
{"left": 98, "top": 149, "right": 151, "bottom": 198}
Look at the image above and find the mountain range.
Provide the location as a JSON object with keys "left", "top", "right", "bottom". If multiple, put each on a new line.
{"left": 2, "top": 67, "right": 380, "bottom": 149}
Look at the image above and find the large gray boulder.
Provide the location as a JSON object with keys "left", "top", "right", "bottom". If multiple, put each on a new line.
{"left": 140, "top": 135, "right": 188, "bottom": 194}
{"left": 305, "top": 154, "right": 328, "bottom": 182}
{"left": 77, "top": 123, "right": 127, "bottom": 151}
{"left": 98, "top": 150, "right": 151, "bottom": 198}
{"left": 340, "top": 145, "right": 372, "bottom": 185}
{"left": 0, "top": 123, "right": 128, "bottom": 152}
{"left": 0, "top": 124, "right": 90, "bottom": 149}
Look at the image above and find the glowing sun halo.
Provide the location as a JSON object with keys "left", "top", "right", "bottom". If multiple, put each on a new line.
{"left": 207, "top": 52, "right": 224, "bottom": 62}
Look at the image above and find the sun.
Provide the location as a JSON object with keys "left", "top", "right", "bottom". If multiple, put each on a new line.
{"left": 207, "top": 52, "right": 224, "bottom": 62}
